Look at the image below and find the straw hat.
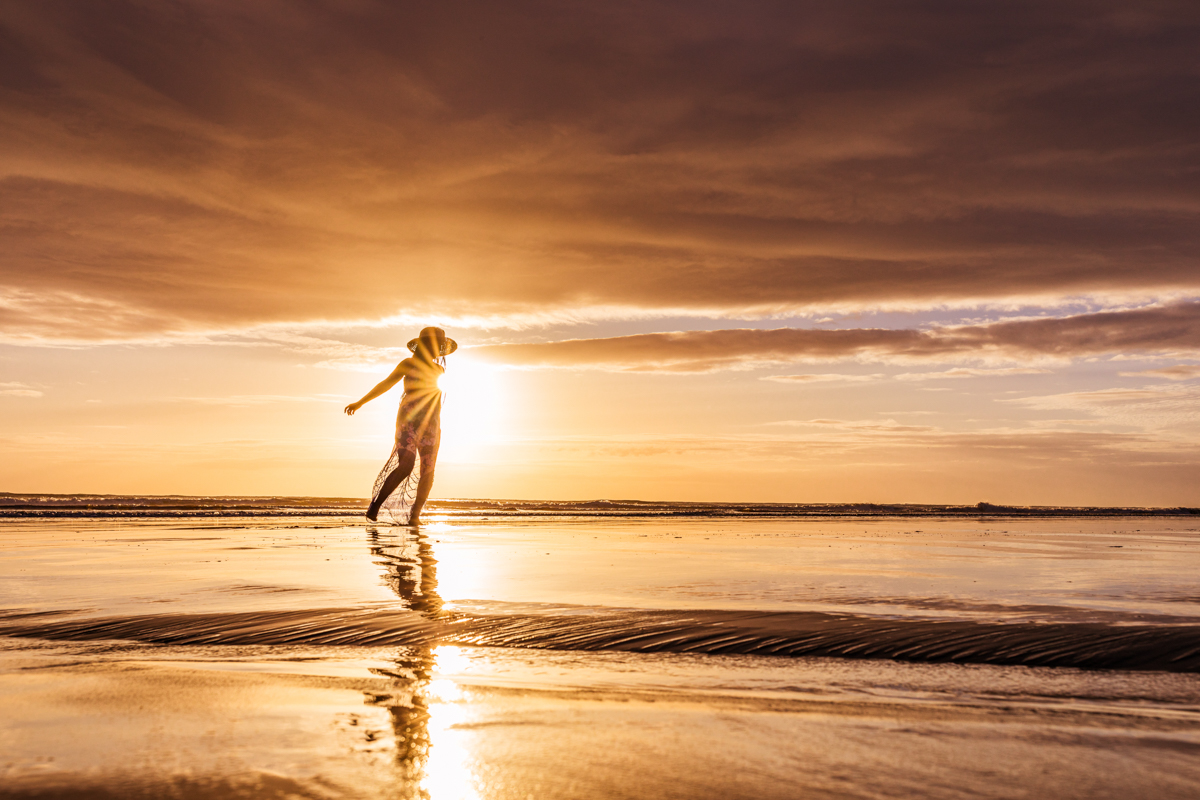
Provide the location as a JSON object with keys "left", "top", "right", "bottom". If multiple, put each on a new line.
{"left": 407, "top": 326, "right": 458, "bottom": 356}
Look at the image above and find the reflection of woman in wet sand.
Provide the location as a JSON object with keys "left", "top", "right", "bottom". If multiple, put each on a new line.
{"left": 367, "top": 526, "right": 442, "bottom": 617}
{"left": 345, "top": 327, "right": 457, "bottom": 524}
{"left": 365, "top": 526, "right": 441, "bottom": 782}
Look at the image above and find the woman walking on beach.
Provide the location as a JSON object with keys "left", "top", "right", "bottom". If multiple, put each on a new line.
{"left": 344, "top": 327, "right": 457, "bottom": 524}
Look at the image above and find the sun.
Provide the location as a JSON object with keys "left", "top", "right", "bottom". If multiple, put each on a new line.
{"left": 436, "top": 355, "right": 504, "bottom": 463}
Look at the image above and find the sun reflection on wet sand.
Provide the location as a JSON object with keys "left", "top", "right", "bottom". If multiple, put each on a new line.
{"left": 422, "top": 691, "right": 479, "bottom": 800}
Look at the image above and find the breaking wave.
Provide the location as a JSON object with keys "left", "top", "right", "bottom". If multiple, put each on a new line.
{"left": 4, "top": 493, "right": 1199, "bottom": 518}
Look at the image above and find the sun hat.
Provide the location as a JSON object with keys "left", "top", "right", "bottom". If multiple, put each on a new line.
{"left": 407, "top": 326, "right": 458, "bottom": 356}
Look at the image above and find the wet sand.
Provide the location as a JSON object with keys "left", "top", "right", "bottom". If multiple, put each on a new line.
{"left": 3, "top": 515, "right": 1200, "bottom": 798}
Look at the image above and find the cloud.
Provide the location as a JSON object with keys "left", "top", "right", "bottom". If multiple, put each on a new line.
{"left": 0, "top": 381, "right": 43, "bottom": 397}
{"left": 475, "top": 302, "right": 1200, "bottom": 371}
{"left": 235, "top": 332, "right": 407, "bottom": 372}
{"left": 168, "top": 394, "right": 348, "bottom": 407}
{"left": 894, "top": 367, "right": 1051, "bottom": 381}
{"left": 759, "top": 366, "right": 1053, "bottom": 383}
{"left": 482, "top": 427, "right": 1200, "bottom": 476}
{"left": 1120, "top": 365, "right": 1200, "bottom": 381}
{"left": 1011, "top": 382, "right": 1200, "bottom": 433}
{"left": 764, "top": 418, "right": 936, "bottom": 432}
{"left": 1, "top": 1, "right": 1198, "bottom": 341}
{"left": 762, "top": 373, "right": 883, "bottom": 383}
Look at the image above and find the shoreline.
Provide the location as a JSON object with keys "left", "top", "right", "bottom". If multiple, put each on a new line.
{"left": 2, "top": 492, "right": 1198, "bottom": 518}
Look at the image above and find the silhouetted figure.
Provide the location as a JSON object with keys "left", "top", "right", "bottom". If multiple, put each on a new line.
{"left": 345, "top": 327, "right": 457, "bottom": 525}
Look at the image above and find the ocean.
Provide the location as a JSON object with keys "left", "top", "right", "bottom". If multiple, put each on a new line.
{"left": 2, "top": 496, "right": 1199, "bottom": 798}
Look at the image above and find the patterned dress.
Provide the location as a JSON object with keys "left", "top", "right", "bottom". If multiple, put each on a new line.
{"left": 369, "top": 365, "right": 443, "bottom": 524}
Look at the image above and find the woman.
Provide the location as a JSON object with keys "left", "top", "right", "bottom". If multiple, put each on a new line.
{"left": 344, "top": 327, "right": 457, "bottom": 524}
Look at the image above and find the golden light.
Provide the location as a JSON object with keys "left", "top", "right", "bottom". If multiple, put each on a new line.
{"left": 421, "top": 701, "right": 479, "bottom": 800}
{"left": 432, "top": 645, "right": 474, "bottom": 678}
{"left": 437, "top": 354, "right": 504, "bottom": 463}
{"left": 420, "top": 647, "right": 480, "bottom": 800}
{"left": 429, "top": 542, "right": 493, "bottom": 605}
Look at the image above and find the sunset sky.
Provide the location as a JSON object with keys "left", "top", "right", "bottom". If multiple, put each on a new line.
{"left": 2, "top": 1, "right": 1199, "bottom": 504}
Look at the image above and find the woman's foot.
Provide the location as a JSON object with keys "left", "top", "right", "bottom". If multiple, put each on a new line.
{"left": 365, "top": 506, "right": 380, "bottom": 522}
{"left": 407, "top": 514, "right": 421, "bottom": 526}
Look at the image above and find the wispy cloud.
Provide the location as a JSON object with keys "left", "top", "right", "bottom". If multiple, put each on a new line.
{"left": 895, "top": 368, "right": 1051, "bottom": 381}
{"left": 238, "top": 333, "right": 406, "bottom": 372}
{"left": 762, "top": 373, "right": 884, "bottom": 383}
{"left": 168, "top": 394, "right": 348, "bottom": 407}
{"left": 475, "top": 303, "right": 1200, "bottom": 372}
{"left": 764, "top": 418, "right": 936, "bottom": 432}
{"left": 1010, "top": 383, "right": 1200, "bottom": 433}
{"left": 1120, "top": 365, "right": 1200, "bottom": 381}
{"left": 0, "top": 382, "right": 43, "bottom": 398}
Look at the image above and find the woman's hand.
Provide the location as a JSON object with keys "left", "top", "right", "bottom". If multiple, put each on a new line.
{"left": 344, "top": 401, "right": 363, "bottom": 416}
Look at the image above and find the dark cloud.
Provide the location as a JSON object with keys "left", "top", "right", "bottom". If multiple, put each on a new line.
{"left": 475, "top": 302, "right": 1200, "bottom": 370}
{"left": 1, "top": 0, "right": 1198, "bottom": 338}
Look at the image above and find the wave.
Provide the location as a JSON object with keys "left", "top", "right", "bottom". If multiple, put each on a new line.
{"left": 5, "top": 607, "right": 1199, "bottom": 672}
{"left": 4, "top": 493, "right": 1198, "bottom": 518}
{"left": 0, "top": 494, "right": 366, "bottom": 518}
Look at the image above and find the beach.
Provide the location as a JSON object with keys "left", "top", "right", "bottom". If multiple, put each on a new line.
{"left": 7, "top": 1, "right": 1200, "bottom": 796}
{"left": 3, "top": 502, "right": 1200, "bottom": 799}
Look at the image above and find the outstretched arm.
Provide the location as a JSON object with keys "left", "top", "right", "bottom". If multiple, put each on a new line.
{"left": 344, "top": 361, "right": 409, "bottom": 415}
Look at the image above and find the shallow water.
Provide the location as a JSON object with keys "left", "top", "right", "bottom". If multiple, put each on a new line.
{"left": 2, "top": 514, "right": 1200, "bottom": 798}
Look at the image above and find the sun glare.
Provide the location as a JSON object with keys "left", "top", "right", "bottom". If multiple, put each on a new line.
{"left": 437, "top": 355, "right": 504, "bottom": 463}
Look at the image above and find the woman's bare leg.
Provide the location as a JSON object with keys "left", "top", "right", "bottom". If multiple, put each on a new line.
{"left": 367, "top": 449, "right": 417, "bottom": 521}
{"left": 408, "top": 448, "right": 438, "bottom": 525}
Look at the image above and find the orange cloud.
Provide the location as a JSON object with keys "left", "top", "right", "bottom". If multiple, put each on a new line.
{"left": 0, "top": 381, "right": 43, "bottom": 398}
{"left": 475, "top": 303, "right": 1200, "bottom": 371}
{"left": 761, "top": 373, "right": 884, "bottom": 383}
{"left": 1, "top": 2, "right": 1198, "bottom": 342}
{"left": 894, "top": 368, "right": 1052, "bottom": 381}
{"left": 1119, "top": 365, "right": 1200, "bottom": 381}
